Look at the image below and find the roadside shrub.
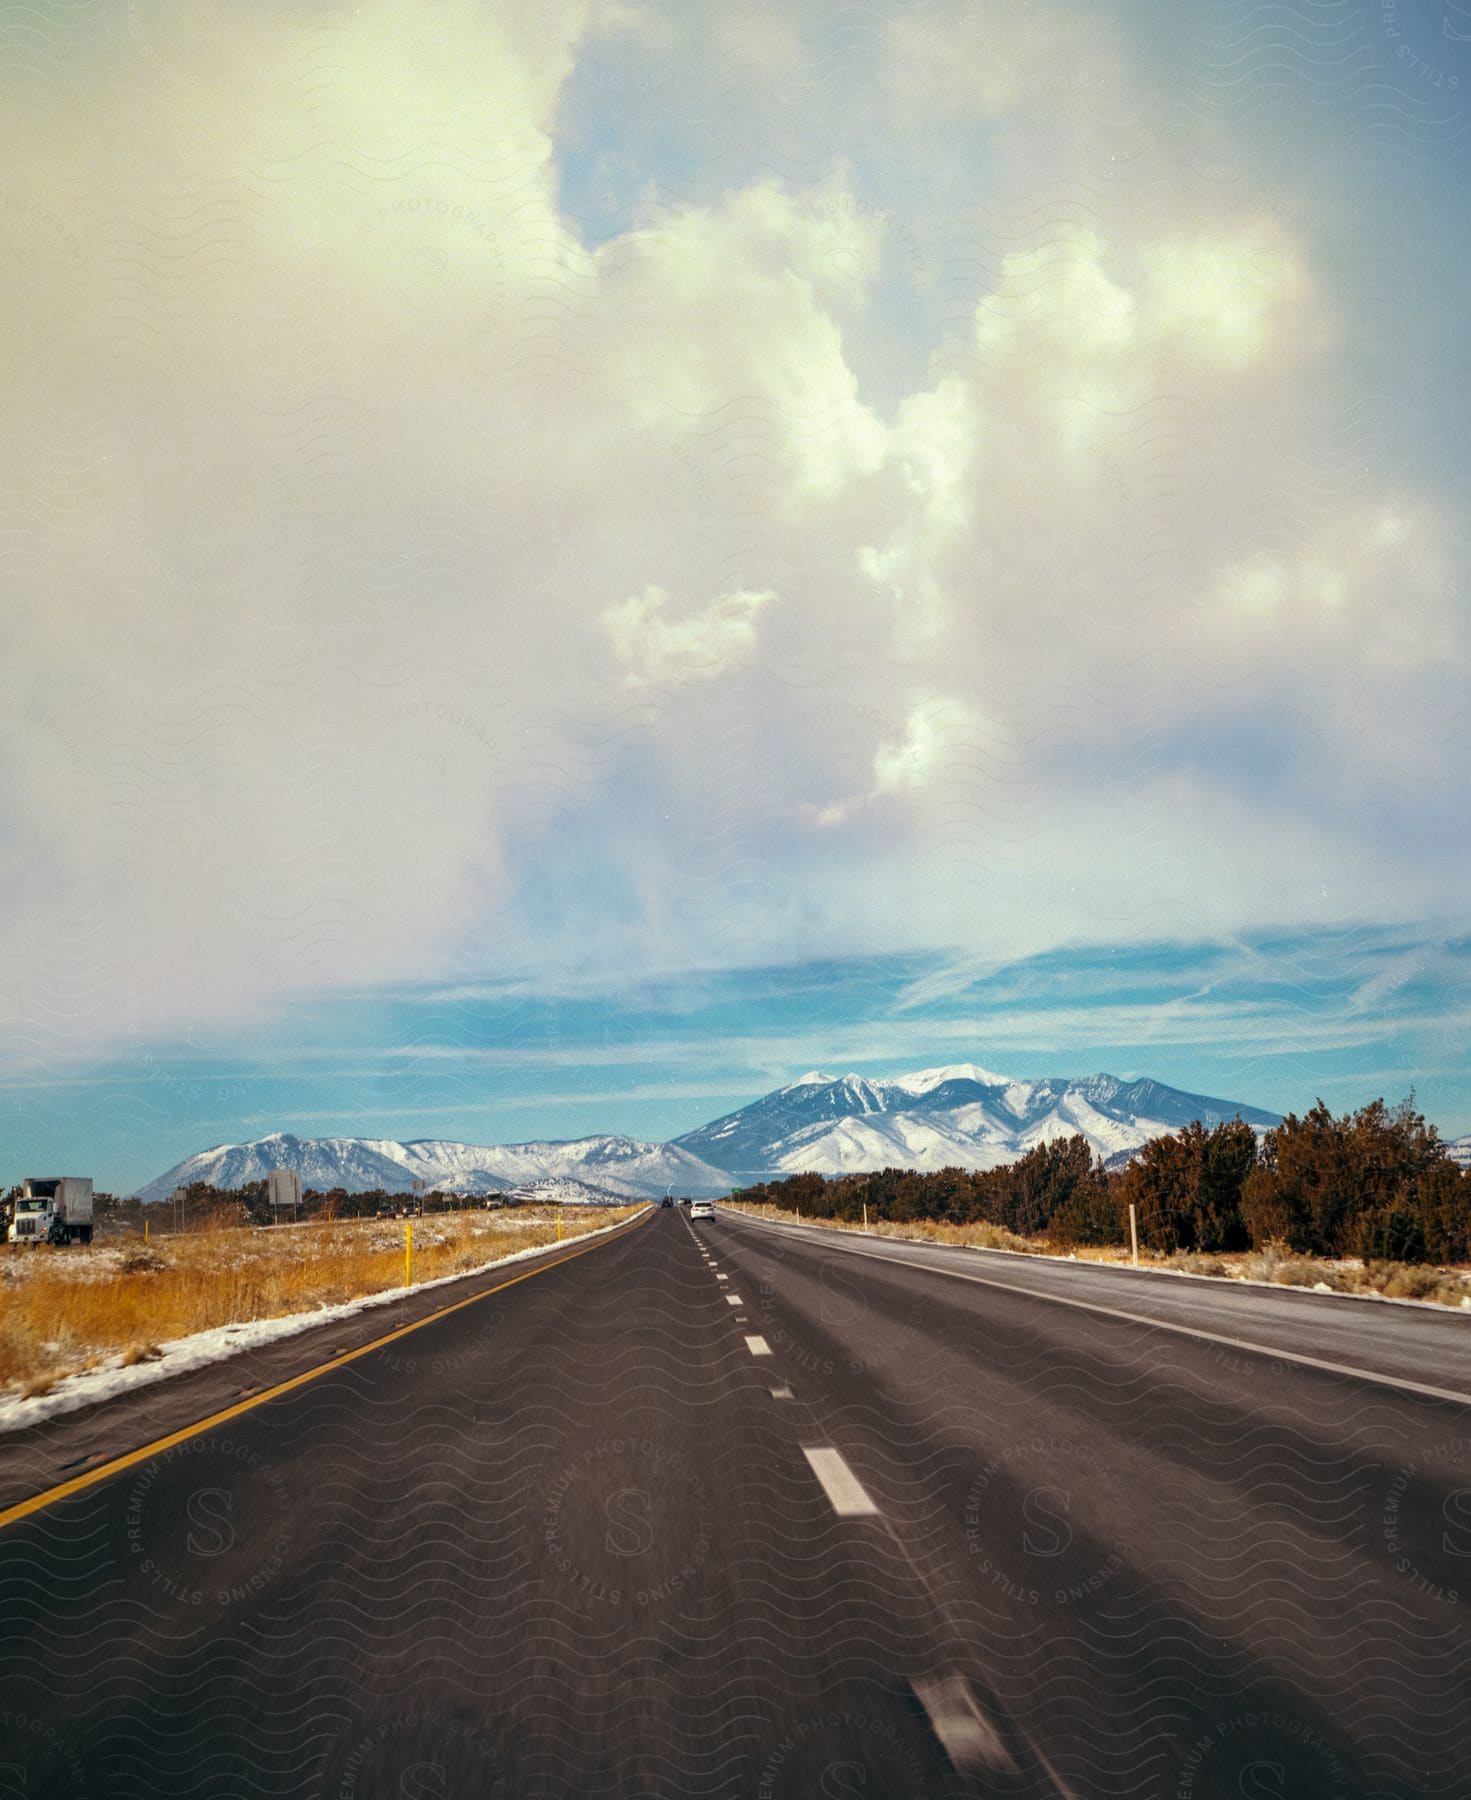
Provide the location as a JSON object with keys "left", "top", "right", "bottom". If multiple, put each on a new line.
{"left": 1240, "top": 1242, "right": 1349, "bottom": 1291}
{"left": 1118, "top": 1118, "right": 1255, "bottom": 1253}
{"left": 1358, "top": 1207, "right": 1427, "bottom": 1265}
{"left": 1163, "top": 1251, "right": 1229, "bottom": 1277}
{"left": 1246, "top": 1097, "right": 1456, "bottom": 1259}
{"left": 1047, "top": 1175, "right": 1125, "bottom": 1249}
{"left": 1374, "top": 1263, "right": 1468, "bottom": 1305}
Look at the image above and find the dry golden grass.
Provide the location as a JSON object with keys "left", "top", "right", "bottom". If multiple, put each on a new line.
{"left": 725, "top": 1204, "right": 1471, "bottom": 1307}
{"left": 0, "top": 1205, "right": 637, "bottom": 1394}
{"left": 1235, "top": 1244, "right": 1471, "bottom": 1306}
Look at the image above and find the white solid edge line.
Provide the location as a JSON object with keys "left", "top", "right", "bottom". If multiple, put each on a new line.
{"left": 734, "top": 1217, "right": 1471, "bottom": 1408}
{"left": 802, "top": 1445, "right": 879, "bottom": 1517}
{"left": 744, "top": 1335, "right": 772, "bottom": 1356}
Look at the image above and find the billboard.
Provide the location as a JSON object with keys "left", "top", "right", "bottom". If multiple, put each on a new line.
{"left": 268, "top": 1169, "right": 303, "bottom": 1210}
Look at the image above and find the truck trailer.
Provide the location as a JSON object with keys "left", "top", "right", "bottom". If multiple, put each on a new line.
{"left": 7, "top": 1176, "right": 94, "bottom": 1246}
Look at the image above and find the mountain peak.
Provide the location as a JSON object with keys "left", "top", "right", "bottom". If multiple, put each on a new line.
{"left": 787, "top": 1071, "right": 833, "bottom": 1088}
{"left": 890, "top": 1062, "right": 1013, "bottom": 1096}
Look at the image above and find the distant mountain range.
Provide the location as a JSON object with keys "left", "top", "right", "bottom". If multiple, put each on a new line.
{"left": 501, "top": 1177, "right": 644, "bottom": 1206}
{"left": 134, "top": 1063, "right": 1288, "bottom": 1201}
{"left": 670, "top": 1064, "right": 1282, "bottom": 1181}
{"left": 134, "top": 1132, "right": 728, "bottom": 1204}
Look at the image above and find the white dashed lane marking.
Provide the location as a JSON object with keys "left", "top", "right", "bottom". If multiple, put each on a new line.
{"left": 911, "top": 1675, "right": 1017, "bottom": 1775}
{"left": 801, "top": 1446, "right": 879, "bottom": 1518}
{"left": 744, "top": 1335, "right": 772, "bottom": 1357}
{"left": 725, "top": 1294, "right": 743, "bottom": 1306}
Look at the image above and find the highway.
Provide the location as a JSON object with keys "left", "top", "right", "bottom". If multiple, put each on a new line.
{"left": 0, "top": 1204, "right": 1467, "bottom": 1797}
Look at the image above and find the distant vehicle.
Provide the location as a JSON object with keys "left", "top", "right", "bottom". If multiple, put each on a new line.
{"left": 376, "top": 1203, "right": 396, "bottom": 1218}
{"left": 680, "top": 1198, "right": 693, "bottom": 1209}
{"left": 8, "top": 1177, "right": 93, "bottom": 1246}
{"left": 660, "top": 1196, "right": 674, "bottom": 1209}
{"left": 689, "top": 1201, "right": 715, "bottom": 1221}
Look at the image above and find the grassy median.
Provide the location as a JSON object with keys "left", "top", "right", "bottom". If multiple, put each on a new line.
{"left": 0, "top": 1205, "right": 638, "bottom": 1397}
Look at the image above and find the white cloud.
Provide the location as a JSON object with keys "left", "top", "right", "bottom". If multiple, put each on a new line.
{"left": 603, "top": 586, "right": 775, "bottom": 689}
{"left": 0, "top": 0, "right": 1464, "bottom": 1070}
{"left": 598, "top": 177, "right": 889, "bottom": 500}
{"left": 1139, "top": 226, "right": 1316, "bottom": 369}
{"left": 884, "top": 2, "right": 1109, "bottom": 118}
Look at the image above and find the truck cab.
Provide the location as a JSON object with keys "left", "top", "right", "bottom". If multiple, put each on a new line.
{"left": 6, "top": 1177, "right": 94, "bottom": 1246}
{"left": 8, "top": 1196, "right": 52, "bottom": 1243}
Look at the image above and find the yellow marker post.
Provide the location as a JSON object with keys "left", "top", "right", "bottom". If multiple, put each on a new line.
{"left": 144, "top": 1218, "right": 149, "bottom": 1243}
{"left": 556, "top": 1212, "right": 563, "bottom": 1243}
{"left": 405, "top": 1218, "right": 413, "bottom": 1287}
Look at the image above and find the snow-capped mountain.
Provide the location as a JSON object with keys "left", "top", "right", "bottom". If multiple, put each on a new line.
{"left": 134, "top": 1134, "right": 427, "bottom": 1202}
{"left": 1447, "top": 1135, "right": 1471, "bottom": 1170}
{"left": 502, "top": 1177, "right": 638, "bottom": 1206}
{"left": 671, "top": 1065, "right": 1281, "bottom": 1180}
{"left": 133, "top": 1066, "right": 1290, "bottom": 1203}
{"left": 135, "top": 1131, "right": 728, "bottom": 1203}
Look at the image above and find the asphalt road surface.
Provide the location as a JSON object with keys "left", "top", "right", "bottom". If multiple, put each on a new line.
{"left": 1, "top": 1205, "right": 1468, "bottom": 1798}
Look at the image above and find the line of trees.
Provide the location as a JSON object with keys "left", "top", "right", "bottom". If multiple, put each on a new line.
{"left": 732, "top": 1097, "right": 1470, "bottom": 1265}
{"left": 82, "top": 1183, "right": 491, "bottom": 1236}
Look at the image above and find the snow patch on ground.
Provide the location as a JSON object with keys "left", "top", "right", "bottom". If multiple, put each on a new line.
{"left": 0, "top": 1210, "right": 646, "bottom": 1438}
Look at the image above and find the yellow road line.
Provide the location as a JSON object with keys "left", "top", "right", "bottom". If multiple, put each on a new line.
{"left": 0, "top": 1209, "right": 648, "bottom": 1534}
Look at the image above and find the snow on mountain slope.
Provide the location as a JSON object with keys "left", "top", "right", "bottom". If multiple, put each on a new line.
{"left": 136, "top": 1132, "right": 728, "bottom": 1203}
{"left": 429, "top": 1135, "right": 725, "bottom": 1198}
{"left": 1448, "top": 1136, "right": 1471, "bottom": 1170}
{"left": 772, "top": 1111, "right": 1021, "bottom": 1176}
{"left": 1019, "top": 1093, "right": 1171, "bottom": 1160}
{"left": 133, "top": 1066, "right": 1297, "bottom": 1205}
{"left": 671, "top": 1065, "right": 1281, "bottom": 1179}
{"left": 501, "top": 1177, "right": 638, "bottom": 1206}
{"left": 133, "top": 1134, "right": 427, "bottom": 1203}
{"left": 889, "top": 1063, "right": 1014, "bottom": 1097}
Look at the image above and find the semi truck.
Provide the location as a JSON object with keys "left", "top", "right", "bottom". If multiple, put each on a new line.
{"left": 7, "top": 1177, "right": 94, "bottom": 1246}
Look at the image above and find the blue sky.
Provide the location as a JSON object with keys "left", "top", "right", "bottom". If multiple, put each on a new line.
{"left": 2, "top": 1, "right": 1468, "bottom": 1191}
{"left": 5, "top": 928, "right": 1467, "bottom": 1194}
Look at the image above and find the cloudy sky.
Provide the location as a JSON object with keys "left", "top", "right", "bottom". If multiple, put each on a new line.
{"left": 3, "top": 0, "right": 1468, "bottom": 1189}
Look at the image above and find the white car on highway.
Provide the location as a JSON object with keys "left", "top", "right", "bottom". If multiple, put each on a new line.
{"left": 689, "top": 1201, "right": 715, "bottom": 1220}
